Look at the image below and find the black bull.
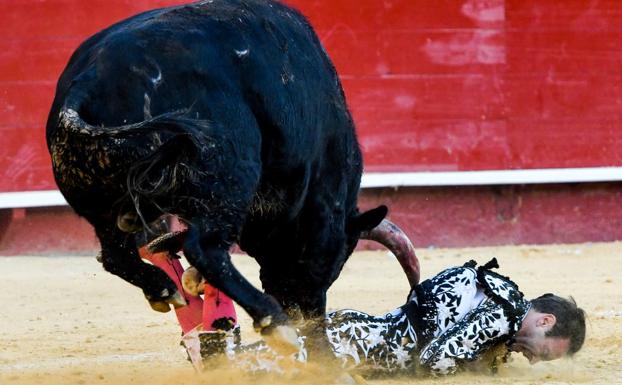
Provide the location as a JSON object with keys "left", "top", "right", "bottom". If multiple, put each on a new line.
{"left": 46, "top": 0, "right": 419, "bottom": 341}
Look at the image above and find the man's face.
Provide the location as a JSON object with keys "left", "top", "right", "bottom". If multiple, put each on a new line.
{"left": 510, "top": 334, "right": 570, "bottom": 364}
{"left": 511, "top": 309, "right": 571, "bottom": 364}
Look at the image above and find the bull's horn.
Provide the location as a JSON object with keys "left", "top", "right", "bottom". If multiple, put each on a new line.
{"left": 360, "top": 219, "right": 420, "bottom": 287}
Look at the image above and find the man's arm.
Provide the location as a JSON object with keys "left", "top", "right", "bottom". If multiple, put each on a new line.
{"left": 418, "top": 301, "right": 511, "bottom": 375}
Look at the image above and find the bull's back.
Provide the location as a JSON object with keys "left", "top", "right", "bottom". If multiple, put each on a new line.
{"left": 48, "top": 0, "right": 361, "bottom": 216}
{"left": 50, "top": 0, "right": 354, "bottom": 157}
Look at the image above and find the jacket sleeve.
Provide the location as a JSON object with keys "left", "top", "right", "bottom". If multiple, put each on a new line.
{"left": 418, "top": 300, "right": 511, "bottom": 375}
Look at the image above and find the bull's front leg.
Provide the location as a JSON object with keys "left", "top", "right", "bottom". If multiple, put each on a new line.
{"left": 182, "top": 225, "right": 300, "bottom": 354}
{"left": 95, "top": 225, "right": 186, "bottom": 312}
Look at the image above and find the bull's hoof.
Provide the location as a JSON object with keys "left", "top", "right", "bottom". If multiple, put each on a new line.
{"left": 149, "top": 300, "right": 171, "bottom": 313}
{"left": 259, "top": 315, "right": 273, "bottom": 329}
{"left": 262, "top": 324, "right": 301, "bottom": 356}
{"left": 167, "top": 289, "right": 188, "bottom": 308}
{"left": 146, "top": 288, "right": 187, "bottom": 312}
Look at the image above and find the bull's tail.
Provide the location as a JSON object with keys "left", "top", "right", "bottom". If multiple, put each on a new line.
{"left": 57, "top": 97, "right": 212, "bottom": 229}
{"left": 58, "top": 95, "right": 206, "bottom": 138}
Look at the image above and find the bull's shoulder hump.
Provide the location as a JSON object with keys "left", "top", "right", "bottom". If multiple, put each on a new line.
{"left": 71, "top": 0, "right": 314, "bottom": 56}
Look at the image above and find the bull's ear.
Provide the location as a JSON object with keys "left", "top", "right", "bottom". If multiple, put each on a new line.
{"left": 348, "top": 205, "right": 388, "bottom": 233}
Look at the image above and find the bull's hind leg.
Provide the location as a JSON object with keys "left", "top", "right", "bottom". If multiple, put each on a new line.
{"left": 182, "top": 225, "right": 300, "bottom": 353}
{"left": 95, "top": 225, "right": 185, "bottom": 311}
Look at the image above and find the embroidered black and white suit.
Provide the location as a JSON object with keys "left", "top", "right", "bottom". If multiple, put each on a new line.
{"left": 197, "top": 259, "right": 531, "bottom": 376}
{"left": 323, "top": 259, "right": 531, "bottom": 375}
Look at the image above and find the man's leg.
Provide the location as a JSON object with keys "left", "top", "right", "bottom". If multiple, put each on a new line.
{"left": 202, "top": 282, "right": 237, "bottom": 331}
{"left": 138, "top": 246, "right": 204, "bottom": 334}
{"left": 138, "top": 217, "right": 239, "bottom": 334}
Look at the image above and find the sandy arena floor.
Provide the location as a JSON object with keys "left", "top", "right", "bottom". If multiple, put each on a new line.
{"left": 1, "top": 242, "right": 621, "bottom": 384}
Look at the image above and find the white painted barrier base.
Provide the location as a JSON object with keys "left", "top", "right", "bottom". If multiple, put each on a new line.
{"left": 1, "top": 167, "right": 622, "bottom": 209}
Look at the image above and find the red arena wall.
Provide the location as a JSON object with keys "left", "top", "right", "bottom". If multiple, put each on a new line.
{"left": 1, "top": 0, "right": 622, "bottom": 254}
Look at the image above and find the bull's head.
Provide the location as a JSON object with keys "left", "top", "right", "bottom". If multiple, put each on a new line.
{"left": 254, "top": 205, "right": 420, "bottom": 321}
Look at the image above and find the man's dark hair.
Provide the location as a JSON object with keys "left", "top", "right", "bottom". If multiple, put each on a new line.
{"left": 531, "top": 294, "right": 586, "bottom": 355}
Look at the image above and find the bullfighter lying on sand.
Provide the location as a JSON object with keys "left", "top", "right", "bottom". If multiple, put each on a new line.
{"left": 179, "top": 258, "right": 586, "bottom": 377}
